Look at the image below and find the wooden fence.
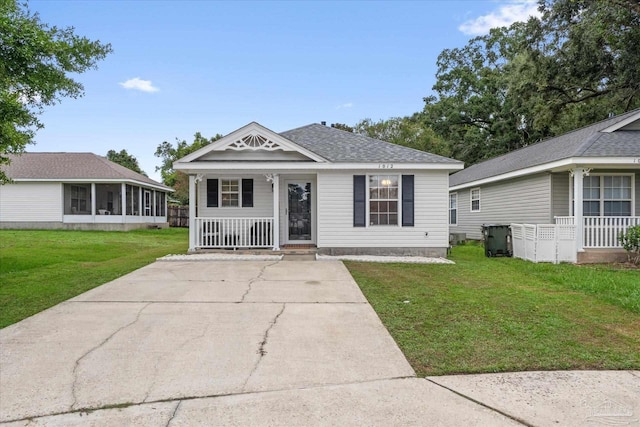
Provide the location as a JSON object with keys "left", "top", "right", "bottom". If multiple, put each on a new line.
{"left": 168, "top": 205, "right": 189, "bottom": 227}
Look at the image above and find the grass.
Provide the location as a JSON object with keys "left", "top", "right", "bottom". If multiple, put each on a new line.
{"left": 346, "top": 244, "right": 640, "bottom": 376}
{"left": 0, "top": 228, "right": 188, "bottom": 328}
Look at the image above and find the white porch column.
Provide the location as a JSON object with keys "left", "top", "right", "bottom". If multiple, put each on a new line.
{"left": 188, "top": 174, "right": 197, "bottom": 252}
{"left": 572, "top": 167, "right": 585, "bottom": 252}
{"left": 273, "top": 173, "right": 280, "bottom": 250}
{"left": 91, "top": 183, "right": 96, "bottom": 218}
{"left": 121, "top": 183, "right": 126, "bottom": 223}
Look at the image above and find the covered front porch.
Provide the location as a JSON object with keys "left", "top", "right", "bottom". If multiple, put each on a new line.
{"left": 188, "top": 173, "right": 316, "bottom": 251}
{"left": 555, "top": 216, "right": 640, "bottom": 249}
{"left": 62, "top": 182, "right": 168, "bottom": 226}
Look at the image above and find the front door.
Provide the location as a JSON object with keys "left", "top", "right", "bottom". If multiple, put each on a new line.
{"left": 144, "top": 190, "right": 152, "bottom": 216}
{"left": 287, "top": 181, "right": 312, "bottom": 242}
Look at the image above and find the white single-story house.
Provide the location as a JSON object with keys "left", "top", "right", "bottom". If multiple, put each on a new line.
{"left": 449, "top": 109, "right": 640, "bottom": 263}
{"left": 173, "top": 122, "right": 463, "bottom": 255}
{"left": 0, "top": 152, "right": 173, "bottom": 230}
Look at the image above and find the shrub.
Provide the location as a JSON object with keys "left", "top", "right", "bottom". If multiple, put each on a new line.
{"left": 618, "top": 225, "right": 640, "bottom": 264}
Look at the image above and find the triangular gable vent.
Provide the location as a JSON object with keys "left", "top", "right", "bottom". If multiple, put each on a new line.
{"left": 225, "top": 133, "right": 284, "bottom": 151}
{"left": 175, "top": 122, "right": 327, "bottom": 164}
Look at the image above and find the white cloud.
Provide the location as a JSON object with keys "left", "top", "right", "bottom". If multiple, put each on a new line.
{"left": 459, "top": 1, "right": 541, "bottom": 36}
{"left": 119, "top": 77, "right": 159, "bottom": 93}
{"left": 336, "top": 102, "right": 353, "bottom": 109}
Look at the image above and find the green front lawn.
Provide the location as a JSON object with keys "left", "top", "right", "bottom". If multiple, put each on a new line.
{"left": 346, "top": 245, "right": 640, "bottom": 376}
{"left": 0, "top": 228, "right": 188, "bottom": 328}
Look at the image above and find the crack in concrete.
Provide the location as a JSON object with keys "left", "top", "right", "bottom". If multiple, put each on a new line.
{"left": 241, "top": 303, "right": 286, "bottom": 391}
{"left": 240, "top": 260, "right": 280, "bottom": 302}
{"left": 143, "top": 323, "right": 213, "bottom": 403}
{"left": 69, "top": 302, "right": 151, "bottom": 411}
{"left": 425, "top": 378, "right": 532, "bottom": 427}
{"left": 2, "top": 376, "right": 420, "bottom": 424}
{"left": 165, "top": 401, "right": 181, "bottom": 427}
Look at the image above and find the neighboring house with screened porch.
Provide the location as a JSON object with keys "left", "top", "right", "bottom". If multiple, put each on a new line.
{"left": 173, "top": 121, "right": 463, "bottom": 255}
{"left": 448, "top": 109, "right": 640, "bottom": 263}
{"left": 0, "top": 153, "right": 172, "bottom": 230}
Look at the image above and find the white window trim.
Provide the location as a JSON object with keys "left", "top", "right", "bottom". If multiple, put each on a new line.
{"left": 569, "top": 173, "right": 635, "bottom": 216}
{"left": 366, "top": 174, "right": 402, "bottom": 227}
{"left": 219, "top": 177, "right": 242, "bottom": 208}
{"left": 449, "top": 192, "right": 458, "bottom": 225}
{"left": 470, "top": 187, "right": 481, "bottom": 212}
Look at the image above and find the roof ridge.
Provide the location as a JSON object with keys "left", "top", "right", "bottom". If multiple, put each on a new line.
{"left": 279, "top": 123, "right": 320, "bottom": 134}
{"left": 94, "top": 153, "right": 140, "bottom": 179}
{"left": 574, "top": 133, "right": 604, "bottom": 156}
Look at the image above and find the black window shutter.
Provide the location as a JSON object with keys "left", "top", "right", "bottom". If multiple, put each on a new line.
{"left": 242, "top": 179, "right": 253, "bottom": 207}
{"left": 402, "top": 175, "right": 414, "bottom": 227}
{"left": 207, "top": 179, "right": 218, "bottom": 207}
{"left": 353, "top": 175, "right": 366, "bottom": 227}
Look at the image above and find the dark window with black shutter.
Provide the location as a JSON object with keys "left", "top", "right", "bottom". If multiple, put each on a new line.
{"left": 242, "top": 179, "right": 253, "bottom": 207}
{"left": 207, "top": 179, "right": 218, "bottom": 207}
{"left": 402, "top": 175, "right": 414, "bottom": 226}
{"left": 353, "top": 175, "right": 366, "bottom": 227}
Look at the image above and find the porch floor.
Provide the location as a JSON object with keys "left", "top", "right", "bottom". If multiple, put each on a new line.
{"left": 193, "top": 246, "right": 317, "bottom": 256}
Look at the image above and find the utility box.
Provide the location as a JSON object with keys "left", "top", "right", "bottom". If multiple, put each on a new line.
{"left": 482, "top": 225, "right": 512, "bottom": 257}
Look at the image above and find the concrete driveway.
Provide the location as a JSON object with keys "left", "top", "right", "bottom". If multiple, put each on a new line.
{"left": 2, "top": 258, "right": 637, "bottom": 426}
{"left": 1, "top": 258, "right": 518, "bottom": 426}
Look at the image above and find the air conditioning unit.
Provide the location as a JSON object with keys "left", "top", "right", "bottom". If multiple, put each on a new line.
{"left": 449, "top": 233, "right": 466, "bottom": 246}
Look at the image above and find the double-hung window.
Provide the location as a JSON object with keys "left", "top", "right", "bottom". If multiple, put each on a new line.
{"left": 369, "top": 175, "right": 399, "bottom": 226}
{"left": 603, "top": 176, "right": 632, "bottom": 216}
{"left": 470, "top": 188, "right": 481, "bottom": 212}
{"left": 207, "top": 178, "right": 253, "bottom": 208}
{"left": 221, "top": 179, "right": 240, "bottom": 207}
{"left": 573, "top": 174, "right": 634, "bottom": 216}
{"left": 449, "top": 193, "right": 457, "bottom": 225}
{"left": 583, "top": 176, "right": 601, "bottom": 216}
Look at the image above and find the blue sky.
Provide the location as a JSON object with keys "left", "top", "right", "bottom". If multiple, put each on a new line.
{"left": 28, "top": 0, "right": 539, "bottom": 181}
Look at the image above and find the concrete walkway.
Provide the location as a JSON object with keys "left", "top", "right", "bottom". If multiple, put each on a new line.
{"left": 1, "top": 259, "right": 638, "bottom": 426}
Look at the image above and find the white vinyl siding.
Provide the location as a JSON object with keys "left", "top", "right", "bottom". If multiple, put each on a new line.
{"left": 0, "top": 182, "right": 63, "bottom": 222}
{"left": 451, "top": 173, "right": 552, "bottom": 240}
{"left": 198, "top": 175, "right": 273, "bottom": 218}
{"left": 316, "top": 170, "right": 449, "bottom": 249}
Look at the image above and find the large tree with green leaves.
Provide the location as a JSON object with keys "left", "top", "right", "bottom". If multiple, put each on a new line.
{"left": 0, "top": 0, "right": 112, "bottom": 182}
{"left": 423, "top": 0, "right": 640, "bottom": 166}
{"left": 155, "top": 132, "right": 222, "bottom": 204}
{"left": 106, "top": 149, "right": 146, "bottom": 175}
{"left": 354, "top": 115, "right": 450, "bottom": 157}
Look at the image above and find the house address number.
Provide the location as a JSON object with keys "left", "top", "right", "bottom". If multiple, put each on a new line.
{"left": 378, "top": 163, "right": 394, "bottom": 169}
{"left": 634, "top": 158, "right": 640, "bottom": 163}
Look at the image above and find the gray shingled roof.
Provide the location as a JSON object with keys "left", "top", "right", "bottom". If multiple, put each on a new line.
{"left": 450, "top": 110, "right": 640, "bottom": 187}
{"left": 280, "top": 123, "right": 462, "bottom": 164}
{"left": 3, "top": 153, "right": 172, "bottom": 190}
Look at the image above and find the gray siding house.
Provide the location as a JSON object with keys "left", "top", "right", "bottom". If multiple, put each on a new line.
{"left": 0, "top": 153, "right": 172, "bottom": 230}
{"left": 173, "top": 122, "right": 463, "bottom": 255}
{"left": 449, "top": 110, "right": 640, "bottom": 262}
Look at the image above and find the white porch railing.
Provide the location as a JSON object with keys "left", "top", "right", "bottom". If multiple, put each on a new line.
{"left": 554, "top": 216, "right": 640, "bottom": 248}
{"left": 511, "top": 223, "right": 577, "bottom": 263}
{"left": 195, "top": 217, "right": 274, "bottom": 249}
